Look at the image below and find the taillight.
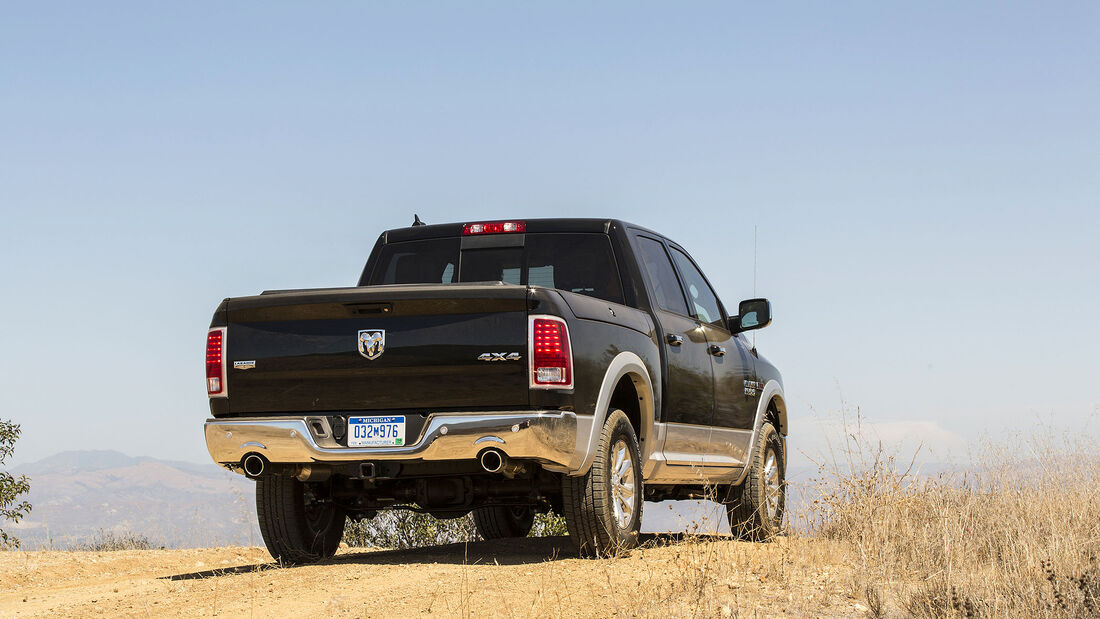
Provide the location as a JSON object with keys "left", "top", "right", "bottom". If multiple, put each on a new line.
{"left": 530, "top": 317, "right": 572, "bottom": 389}
{"left": 206, "top": 327, "right": 227, "bottom": 396}
{"left": 463, "top": 220, "right": 526, "bottom": 235}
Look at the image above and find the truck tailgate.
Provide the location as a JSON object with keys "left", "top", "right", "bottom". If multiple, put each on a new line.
{"left": 223, "top": 283, "right": 531, "bottom": 414}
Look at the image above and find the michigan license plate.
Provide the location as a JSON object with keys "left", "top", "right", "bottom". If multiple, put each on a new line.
{"left": 347, "top": 416, "right": 406, "bottom": 447}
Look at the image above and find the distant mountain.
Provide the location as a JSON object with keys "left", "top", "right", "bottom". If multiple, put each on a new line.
{"left": 15, "top": 449, "right": 217, "bottom": 478}
{"left": 8, "top": 450, "right": 259, "bottom": 549}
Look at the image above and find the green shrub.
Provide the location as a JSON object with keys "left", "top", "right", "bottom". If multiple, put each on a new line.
{"left": 0, "top": 419, "right": 32, "bottom": 550}
{"left": 343, "top": 509, "right": 568, "bottom": 549}
{"left": 344, "top": 510, "right": 479, "bottom": 550}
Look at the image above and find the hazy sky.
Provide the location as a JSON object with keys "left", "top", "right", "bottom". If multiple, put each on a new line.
{"left": 3, "top": 2, "right": 1097, "bottom": 468}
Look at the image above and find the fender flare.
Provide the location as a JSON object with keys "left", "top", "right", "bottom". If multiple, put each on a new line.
{"left": 731, "top": 380, "right": 787, "bottom": 486}
{"left": 568, "top": 351, "right": 655, "bottom": 476}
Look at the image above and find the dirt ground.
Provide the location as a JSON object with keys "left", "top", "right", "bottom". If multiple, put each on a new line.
{"left": 0, "top": 536, "right": 866, "bottom": 618}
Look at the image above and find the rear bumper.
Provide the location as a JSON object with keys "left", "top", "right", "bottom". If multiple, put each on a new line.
{"left": 204, "top": 410, "right": 579, "bottom": 474}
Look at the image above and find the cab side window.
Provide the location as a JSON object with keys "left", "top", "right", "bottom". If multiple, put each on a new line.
{"left": 669, "top": 247, "right": 723, "bottom": 326}
{"left": 635, "top": 237, "right": 690, "bottom": 315}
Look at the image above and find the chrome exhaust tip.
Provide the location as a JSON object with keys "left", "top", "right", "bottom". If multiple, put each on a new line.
{"left": 242, "top": 453, "right": 268, "bottom": 477}
{"left": 479, "top": 449, "right": 505, "bottom": 474}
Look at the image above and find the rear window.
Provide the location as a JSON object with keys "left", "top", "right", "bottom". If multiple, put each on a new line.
{"left": 368, "top": 233, "right": 624, "bottom": 304}
{"left": 370, "top": 238, "right": 459, "bottom": 285}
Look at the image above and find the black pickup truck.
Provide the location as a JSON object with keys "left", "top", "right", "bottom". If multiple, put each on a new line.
{"left": 204, "top": 218, "right": 786, "bottom": 560}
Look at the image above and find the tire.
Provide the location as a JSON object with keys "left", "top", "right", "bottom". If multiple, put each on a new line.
{"left": 724, "top": 421, "right": 785, "bottom": 541}
{"left": 256, "top": 475, "right": 347, "bottom": 564}
{"left": 561, "top": 409, "right": 643, "bottom": 557}
{"left": 472, "top": 505, "right": 535, "bottom": 539}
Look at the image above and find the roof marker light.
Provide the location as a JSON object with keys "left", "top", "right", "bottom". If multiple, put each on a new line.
{"left": 463, "top": 221, "right": 526, "bottom": 235}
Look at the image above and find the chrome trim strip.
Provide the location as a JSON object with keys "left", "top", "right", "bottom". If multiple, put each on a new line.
{"left": 205, "top": 410, "right": 578, "bottom": 474}
{"left": 660, "top": 421, "right": 712, "bottom": 466}
{"left": 644, "top": 421, "right": 752, "bottom": 485}
{"left": 645, "top": 461, "right": 742, "bottom": 485}
{"left": 708, "top": 426, "right": 752, "bottom": 468}
{"left": 652, "top": 423, "right": 749, "bottom": 467}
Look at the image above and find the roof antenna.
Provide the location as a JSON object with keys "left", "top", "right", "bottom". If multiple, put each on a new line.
{"left": 412, "top": 214, "right": 427, "bottom": 226}
{"left": 752, "top": 224, "right": 758, "bottom": 351}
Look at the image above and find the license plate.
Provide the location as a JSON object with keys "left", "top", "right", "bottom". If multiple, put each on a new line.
{"left": 347, "top": 416, "right": 406, "bottom": 447}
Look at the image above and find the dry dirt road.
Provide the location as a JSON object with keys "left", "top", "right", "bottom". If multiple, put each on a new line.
{"left": 0, "top": 535, "right": 865, "bottom": 618}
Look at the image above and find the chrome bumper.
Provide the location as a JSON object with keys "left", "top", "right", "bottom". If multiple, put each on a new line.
{"left": 204, "top": 410, "right": 579, "bottom": 474}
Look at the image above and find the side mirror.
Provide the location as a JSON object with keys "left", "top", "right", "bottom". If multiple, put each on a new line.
{"left": 731, "top": 298, "right": 772, "bottom": 333}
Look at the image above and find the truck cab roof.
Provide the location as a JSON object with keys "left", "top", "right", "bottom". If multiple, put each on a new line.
{"left": 382, "top": 218, "right": 661, "bottom": 244}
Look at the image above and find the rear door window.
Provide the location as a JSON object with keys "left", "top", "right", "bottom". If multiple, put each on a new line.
{"left": 635, "top": 237, "right": 690, "bottom": 315}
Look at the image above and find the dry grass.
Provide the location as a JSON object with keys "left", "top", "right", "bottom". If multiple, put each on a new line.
{"left": 799, "top": 411, "right": 1098, "bottom": 618}
{"left": 6, "top": 415, "right": 1098, "bottom": 617}
{"left": 561, "top": 411, "right": 1100, "bottom": 617}
{"left": 69, "top": 529, "right": 156, "bottom": 552}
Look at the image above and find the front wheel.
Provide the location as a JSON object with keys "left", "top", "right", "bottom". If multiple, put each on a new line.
{"left": 724, "top": 421, "right": 785, "bottom": 540}
{"left": 561, "top": 409, "right": 643, "bottom": 557}
{"left": 256, "top": 476, "right": 346, "bottom": 564}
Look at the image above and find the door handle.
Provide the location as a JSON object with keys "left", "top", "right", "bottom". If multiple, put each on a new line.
{"left": 708, "top": 345, "right": 726, "bottom": 357}
{"left": 666, "top": 334, "right": 684, "bottom": 347}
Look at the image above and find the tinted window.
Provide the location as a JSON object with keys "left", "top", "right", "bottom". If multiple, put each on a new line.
{"left": 526, "top": 234, "right": 624, "bottom": 304}
{"left": 368, "top": 233, "right": 624, "bottom": 304}
{"left": 460, "top": 247, "right": 523, "bottom": 285}
{"left": 372, "top": 238, "right": 458, "bottom": 284}
{"left": 669, "top": 247, "right": 723, "bottom": 325}
{"left": 635, "top": 237, "right": 689, "bottom": 315}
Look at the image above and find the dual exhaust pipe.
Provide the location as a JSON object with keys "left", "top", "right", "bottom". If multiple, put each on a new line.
{"left": 479, "top": 448, "right": 526, "bottom": 479}
{"left": 241, "top": 454, "right": 329, "bottom": 482}
{"left": 242, "top": 453, "right": 268, "bottom": 477}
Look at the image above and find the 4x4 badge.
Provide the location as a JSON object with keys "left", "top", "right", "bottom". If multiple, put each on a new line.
{"left": 478, "top": 352, "right": 521, "bottom": 362}
{"left": 358, "top": 329, "right": 385, "bottom": 360}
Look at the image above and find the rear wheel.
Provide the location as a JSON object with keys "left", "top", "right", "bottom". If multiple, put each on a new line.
{"left": 256, "top": 476, "right": 346, "bottom": 564}
{"left": 724, "top": 421, "right": 785, "bottom": 540}
{"left": 561, "top": 409, "right": 643, "bottom": 557}
{"left": 473, "top": 505, "right": 535, "bottom": 539}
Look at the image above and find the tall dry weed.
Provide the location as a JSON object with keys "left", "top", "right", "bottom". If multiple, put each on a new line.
{"left": 804, "top": 409, "right": 1100, "bottom": 617}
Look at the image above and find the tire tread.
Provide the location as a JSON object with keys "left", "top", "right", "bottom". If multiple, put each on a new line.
{"left": 561, "top": 409, "right": 642, "bottom": 557}
{"left": 256, "top": 476, "right": 345, "bottom": 564}
{"left": 725, "top": 422, "right": 784, "bottom": 541}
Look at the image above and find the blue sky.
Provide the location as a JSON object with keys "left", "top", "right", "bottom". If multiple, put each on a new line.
{"left": 2, "top": 2, "right": 1097, "bottom": 467}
